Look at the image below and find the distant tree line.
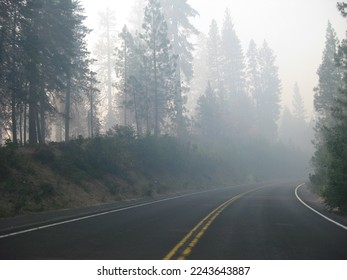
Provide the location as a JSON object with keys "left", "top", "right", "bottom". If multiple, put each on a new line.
{"left": 112, "top": 4, "right": 283, "bottom": 143}
{"left": 0, "top": 0, "right": 289, "bottom": 145}
{"left": 311, "top": 3, "right": 347, "bottom": 213}
{"left": 0, "top": 0, "right": 319, "bottom": 214}
{"left": 195, "top": 11, "right": 281, "bottom": 144}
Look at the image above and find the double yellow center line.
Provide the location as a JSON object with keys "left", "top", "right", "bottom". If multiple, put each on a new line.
{"left": 164, "top": 187, "right": 261, "bottom": 260}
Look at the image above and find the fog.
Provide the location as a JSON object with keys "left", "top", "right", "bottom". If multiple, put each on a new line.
{"left": 82, "top": 0, "right": 346, "bottom": 117}
{"left": 73, "top": 0, "right": 347, "bottom": 170}
{"left": 1, "top": 0, "right": 345, "bottom": 180}
{"left": 2, "top": 1, "right": 347, "bottom": 264}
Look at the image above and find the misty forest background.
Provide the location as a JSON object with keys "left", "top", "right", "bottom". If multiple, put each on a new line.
{"left": 0, "top": 0, "right": 346, "bottom": 216}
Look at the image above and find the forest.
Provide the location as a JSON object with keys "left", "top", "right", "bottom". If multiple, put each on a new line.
{"left": 0, "top": 0, "right": 346, "bottom": 216}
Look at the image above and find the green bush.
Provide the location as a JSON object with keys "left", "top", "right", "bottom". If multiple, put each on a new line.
{"left": 33, "top": 147, "right": 56, "bottom": 164}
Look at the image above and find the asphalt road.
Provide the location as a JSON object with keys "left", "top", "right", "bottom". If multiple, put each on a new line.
{"left": 0, "top": 181, "right": 346, "bottom": 260}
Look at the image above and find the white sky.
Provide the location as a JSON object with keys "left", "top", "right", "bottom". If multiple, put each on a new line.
{"left": 80, "top": 0, "right": 346, "bottom": 118}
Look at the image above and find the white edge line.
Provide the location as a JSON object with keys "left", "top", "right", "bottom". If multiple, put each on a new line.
{"left": 0, "top": 187, "right": 223, "bottom": 240}
{"left": 295, "top": 183, "right": 347, "bottom": 231}
{"left": 0, "top": 182, "right": 274, "bottom": 239}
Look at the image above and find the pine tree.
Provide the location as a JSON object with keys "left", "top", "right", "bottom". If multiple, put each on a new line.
{"left": 115, "top": 25, "right": 134, "bottom": 127}
{"left": 257, "top": 40, "right": 281, "bottom": 139}
{"left": 22, "top": 0, "right": 54, "bottom": 144}
{"left": 323, "top": 32, "right": 347, "bottom": 212}
{"left": 160, "top": 0, "right": 198, "bottom": 82}
{"left": 140, "top": 0, "right": 176, "bottom": 136}
{"left": 311, "top": 5, "right": 347, "bottom": 212}
{"left": 133, "top": 39, "right": 153, "bottom": 136}
{"left": 221, "top": 9, "right": 246, "bottom": 96}
{"left": 314, "top": 21, "right": 341, "bottom": 119}
{"left": 187, "top": 33, "right": 208, "bottom": 115}
{"left": 220, "top": 9, "right": 254, "bottom": 137}
{"left": 0, "top": 0, "right": 92, "bottom": 143}
{"left": 17, "top": 0, "right": 91, "bottom": 143}
{"left": 206, "top": 19, "right": 222, "bottom": 91}
{"left": 87, "top": 70, "right": 100, "bottom": 138}
{"left": 160, "top": 0, "right": 199, "bottom": 137}
{"left": 311, "top": 21, "right": 342, "bottom": 188}
{"left": 196, "top": 82, "right": 221, "bottom": 139}
{"left": 246, "top": 39, "right": 260, "bottom": 106}
{"left": 292, "top": 82, "right": 306, "bottom": 121}
{"left": 0, "top": 0, "right": 26, "bottom": 144}
{"left": 62, "top": 0, "right": 92, "bottom": 141}
{"left": 279, "top": 106, "right": 296, "bottom": 146}
{"left": 93, "top": 7, "right": 117, "bottom": 130}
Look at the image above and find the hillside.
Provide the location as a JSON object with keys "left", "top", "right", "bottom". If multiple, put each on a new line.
{"left": 0, "top": 127, "right": 231, "bottom": 217}
{"left": 0, "top": 126, "right": 309, "bottom": 218}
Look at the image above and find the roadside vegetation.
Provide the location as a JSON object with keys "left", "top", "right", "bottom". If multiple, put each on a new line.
{"left": 2, "top": 0, "right": 334, "bottom": 217}
{"left": 0, "top": 125, "right": 308, "bottom": 217}
{"left": 310, "top": 3, "right": 347, "bottom": 215}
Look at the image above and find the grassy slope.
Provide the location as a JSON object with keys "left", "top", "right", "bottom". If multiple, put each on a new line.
{"left": 0, "top": 127, "right": 309, "bottom": 218}
{"left": 0, "top": 133, "right": 234, "bottom": 217}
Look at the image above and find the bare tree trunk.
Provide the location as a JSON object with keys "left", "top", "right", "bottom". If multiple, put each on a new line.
{"left": 106, "top": 11, "right": 113, "bottom": 129}
{"left": 39, "top": 87, "right": 46, "bottom": 143}
{"left": 172, "top": 18, "right": 185, "bottom": 138}
{"left": 123, "top": 43, "right": 128, "bottom": 126}
{"left": 90, "top": 88, "right": 94, "bottom": 138}
{"left": 65, "top": 66, "right": 71, "bottom": 142}
{"left": 145, "top": 79, "right": 151, "bottom": 135}
{"left": 28, "top": 80, "right": 37, "bottom": 145}
{"left": 19, "top": 102, "right": 23, "bottom": 145}
{"left": 10, "top": 4, "right": 18, "bottom": 144}
{"left": 153, "top": 11, "right": 159, "bottom": 137}
{"left": 24, "top": 101, "right": 27, "bottom": 145}
{"left": 11, "top": 89, "right": 17, "bottom": 143}
{"left": 36, "top": 109, "right": 43, "bottom": 144}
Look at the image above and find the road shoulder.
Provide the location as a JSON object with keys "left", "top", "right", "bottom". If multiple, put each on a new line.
{"left": 297, "top": 183, "right": 347, "bottom": 228}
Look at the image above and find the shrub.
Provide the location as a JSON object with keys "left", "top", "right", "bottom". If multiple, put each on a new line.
{"left": 33, "top": 147, "right": 56, "bottom": 164}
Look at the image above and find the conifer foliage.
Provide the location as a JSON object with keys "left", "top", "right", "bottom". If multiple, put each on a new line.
{"left": 311, "top": 6, "right": 347, "bottom": 213}
{"left": 196, "top": 15, "right": 281, "bottom": 142}
{"left": 0, "top": 0, "right": 94, "bottom": 144}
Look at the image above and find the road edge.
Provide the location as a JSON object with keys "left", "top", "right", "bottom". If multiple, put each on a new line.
{"left": 295, "top": 183, "right": 347, "bottom": 231}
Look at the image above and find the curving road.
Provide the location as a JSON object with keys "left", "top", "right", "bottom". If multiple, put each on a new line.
{"left": 0, "top": 181, "right": 346, "bottom": 260}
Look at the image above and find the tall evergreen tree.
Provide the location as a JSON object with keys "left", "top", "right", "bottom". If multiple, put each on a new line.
{"left": 140, "top": 0, "right": 175, "bottom": 136}
{"left": 187, "top": 33, "right": 208, "bottom": 115}
{"left": 323, "top": 31, "right": 347, "bottom": 212}
{"left": 221, "top": 9, "right": 246, "bottom": 96}
{"left": 22, "top": 0, "right": 59, "bottom": 144}
{"left": 160, "top": 0, "right": 199, "bottom": 137}
{"left": 160, "top": 0, "right": 198, "bottom": 82}
{"left": 246, "top": 39, "right": 260, "bottom": 106}
{"left": 196, "top": 82, "right": 221, "bottom": 139}
{"left": 62, "top": 0, "right": 91, "bottom": 141}
{"left": 0, "top": 0, "right": 26, "bottom": 144}
{"left": 0, "top": 0, "right": 93, "bottom": 143}
{"left": 292, "top": 82, "right": 306, "bottom": 121}
{"left": 311, "top": 6, "right": 347, "bottom": 212}
{"left": 314, "top": 21, "right": 341, "bottom": 120}
{"left": 115, "top": 25, "right": 134, "bottom": 127}
{"left": 257, "top": 40, "right": 281, "bottom": 139}
{"left": 93, "top": 7, "right": 117, "bottom": 130}
{"left": 206, "top": 19, "right": 222, "bottom": 91}
{"left": 220, "top": 9, "right": 254, "bottom": 137}
{"left": 312, "top": 21, "right": 342, "bottom": 188}
{"left": 132, "top": 38, "right": 153, "bottom": 135}
{"left": 87, "top": 70, "right": 100, "bottom": 138}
